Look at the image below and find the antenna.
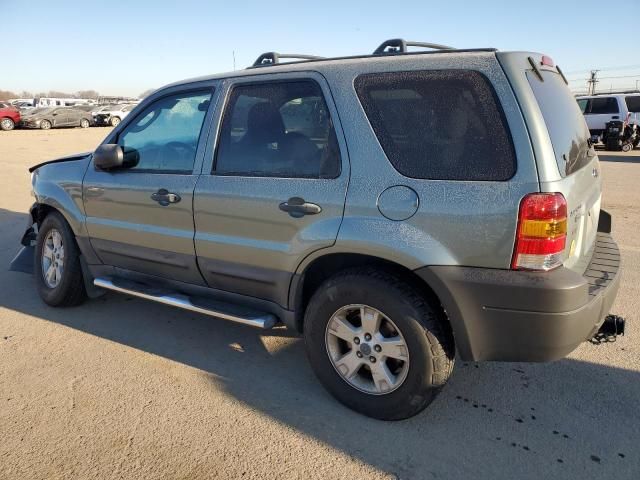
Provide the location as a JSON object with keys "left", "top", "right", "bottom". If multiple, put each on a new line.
{"left": 233, "top": 51, "right": 236, "bottom": 71}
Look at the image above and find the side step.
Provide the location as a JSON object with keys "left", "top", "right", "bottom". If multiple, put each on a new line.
{"left": 94, "top": 277, "right": 278, "bottom": 329}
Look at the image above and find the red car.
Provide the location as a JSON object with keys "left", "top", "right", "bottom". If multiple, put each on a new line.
{"left": 0, "top": 101, "right": 21, "bottom": 131}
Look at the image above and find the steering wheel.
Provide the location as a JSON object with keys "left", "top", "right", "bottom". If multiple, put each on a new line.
{"left": 157, "top": 141, "right": 196, "bottom": 170}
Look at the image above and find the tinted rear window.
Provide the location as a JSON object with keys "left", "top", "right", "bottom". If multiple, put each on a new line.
{"left": 626, "top": 96, "right": 640, "bottom": 113}
{"left": 527, "top": 71, "right": 593, "bottom": 177}
{"left": 587, "top": 97, "right": 619, "bottom": 114}
{"left": 354, "top": 70, "right": 516, "bottom": 181}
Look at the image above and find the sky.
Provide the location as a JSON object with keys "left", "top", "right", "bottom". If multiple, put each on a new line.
{"left": 2, "top": 0, "right": 640, "bottom": 97}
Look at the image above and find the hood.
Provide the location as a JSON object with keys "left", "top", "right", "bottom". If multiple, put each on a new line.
{"left": 29, "top": 151, "right": 92, "bottom": 173}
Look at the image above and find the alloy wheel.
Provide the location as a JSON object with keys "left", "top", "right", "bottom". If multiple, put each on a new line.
{"left": 41, "top": 229, "right": 65, "bottom": 288}
{"left": 325, "top": 304, "right": 410, "bottom": 395}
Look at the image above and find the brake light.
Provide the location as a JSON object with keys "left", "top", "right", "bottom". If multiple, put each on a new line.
{"left": 540, "top": 55, "right": 555, "bottom": 67}
{"left": 512, "top": 193, "right": 567, "bottom": 271}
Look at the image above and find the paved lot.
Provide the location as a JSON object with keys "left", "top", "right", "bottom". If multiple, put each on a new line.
{"left": 0, "top": 129, "right": 638, "bottom": 480}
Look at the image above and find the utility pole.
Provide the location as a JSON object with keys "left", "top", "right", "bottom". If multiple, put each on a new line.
{"left": 587, "top": 70, "right": 599, "bottom": 95}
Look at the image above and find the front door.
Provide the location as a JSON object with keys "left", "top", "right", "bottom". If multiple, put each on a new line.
{"left": 51, "top": 108, "right": 68, "bottom": 127}
{"left": 83, "top": 87, "right": 215, "bottom": 284}
{"left": 194, "top": 75, "right": 349, "bottom": 307}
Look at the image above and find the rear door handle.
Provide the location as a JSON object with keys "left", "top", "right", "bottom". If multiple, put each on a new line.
{"left": 279, "top": 197, "right": 322, "bottom": 218}
{"left": 151, "top": 188, "right": 181, "bottom": 206}
{"left": 612, "top": 116, "right": 619, "bottom": 119}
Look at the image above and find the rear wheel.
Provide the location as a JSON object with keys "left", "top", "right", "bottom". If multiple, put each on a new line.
{"left": 304, "top": 268, "right": 454, "bottom": 420}
{"left": 34, "top": 212, "right": 87, "bottom": 307}
{"left": 40, "top": 120, "right": 52, "bottom": 130}
{"left": 80, "top": 118, "right": 90, "bottom": 128}
{"left": 0, "top": 117, "right": 15, "bottom": 131}
{"left": 110, "top": 116, "right": 121, "bottom": 127}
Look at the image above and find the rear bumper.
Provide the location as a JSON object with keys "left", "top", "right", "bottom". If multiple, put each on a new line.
{"left": 416, "top": 216, "right": 621, "bottom": 362}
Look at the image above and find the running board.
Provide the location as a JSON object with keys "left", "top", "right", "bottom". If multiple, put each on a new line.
{"left": 94, "top": 277, "right": 278, "bottom": 329}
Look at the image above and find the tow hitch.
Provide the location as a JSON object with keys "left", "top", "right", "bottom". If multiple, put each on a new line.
{"left": 590, "top": 315, "right": 626, "bottom": 344}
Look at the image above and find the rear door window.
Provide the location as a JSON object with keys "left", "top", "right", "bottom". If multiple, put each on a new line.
{"left": 587, "top": 97, "right": 619, "bottom": 114}
{"left": 215, "top": 80, "right": 341, "bottom": 178}
{"left": 354, "top": 70, "right": 516, "bottom": 181}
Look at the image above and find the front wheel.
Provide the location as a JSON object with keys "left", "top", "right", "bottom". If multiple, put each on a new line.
{"left": 40, "top": 120, "right": 52, "bottom": 130}
{"left": 304, "top": 268, "right": 455, "bottom": 420}
{"left": 34, "top": 212, "right": 87, "bottom": 306}
{"left": 110, "top": 116, "right": 121, "bottom": 127}
{"left": 80, "top": 118, "right": 90, "bottom": 128}
{"left": 0, "top": 117, "right": 15, "bottom": 131}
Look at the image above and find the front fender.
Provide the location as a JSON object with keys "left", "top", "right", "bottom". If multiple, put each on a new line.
{"left": 32, "top": 156, "right": 91, "bottom": 236}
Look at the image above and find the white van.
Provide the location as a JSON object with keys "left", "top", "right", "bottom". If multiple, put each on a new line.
{"left": 33, "top": 98, "right": 95, "bottom": 108}
{"left": 576, "top": 93, "right": 640, "bottom": 141}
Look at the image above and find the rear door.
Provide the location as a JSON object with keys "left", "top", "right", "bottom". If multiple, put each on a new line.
{"left": 83, "top": 87, "right": 216, "bottom": 284}
{"left": 193, "top": 73, "right": 349, "bottom": 307}
{"left": 526, "top": 67, "right": 601, "bottom": 273}
{"left": 584, "top": 96, "right": 620, "bottom": 132}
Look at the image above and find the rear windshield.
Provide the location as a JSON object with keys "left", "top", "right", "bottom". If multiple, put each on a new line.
{"left": 626, "top": 96, "right": 640, "bottom": 113}
{"left": 527, "top": 71, "right": 593, "bottom": 177}
{"left": 355, "top": 70, "right": 516, "bottom": 181}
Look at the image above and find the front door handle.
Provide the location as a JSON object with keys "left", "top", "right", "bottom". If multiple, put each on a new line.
{"left": 612, "top": 116, "right": 619, "bottom": 119}
{"left": 151, "top": 188, "right": 181, "bottom": 206}
{"left": 279, "top": 197, "right": 322, "bottom": 218}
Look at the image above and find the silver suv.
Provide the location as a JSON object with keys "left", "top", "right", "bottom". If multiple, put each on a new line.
{"left": 11, "top": 40, "right": 622, "bottom": 419}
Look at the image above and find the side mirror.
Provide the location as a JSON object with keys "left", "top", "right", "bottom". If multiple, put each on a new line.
{"left": 94, "top": 144, "right": 124, "bottom": 170}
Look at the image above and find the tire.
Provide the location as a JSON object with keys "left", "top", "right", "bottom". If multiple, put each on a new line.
{"left": 40, "top": 120, "right": 52, "bottom": 130}
{"left": 304, "top": 267, "right": 454, "bottom": 420}
{"left": 80, "top": 118, "right": 90, "bottom": 128}
{"left": 0, "top": 117, "right": 15, "bottom": 131}
{"left": 34, "top": 211, "right": 87, "bottom": 307}
{"left": 110, "top": 116, "right": 121, "bottom": 127}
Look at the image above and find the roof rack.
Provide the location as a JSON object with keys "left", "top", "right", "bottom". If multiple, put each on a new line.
{"left": 251, "top": 52, "right": 325, "bottom": 68}
{"left": 373, "top": 38, "right": 454, "bottom": 55}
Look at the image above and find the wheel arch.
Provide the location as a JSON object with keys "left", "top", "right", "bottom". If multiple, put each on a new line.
{"left": 289, "top": 252, "right": 450, "bottom": 335}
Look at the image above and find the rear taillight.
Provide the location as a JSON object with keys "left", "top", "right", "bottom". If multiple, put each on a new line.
{"left": 512, "top": 193, "right": 567, "bottom": 271}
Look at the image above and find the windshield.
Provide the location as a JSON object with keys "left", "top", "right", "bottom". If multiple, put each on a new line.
{"left": 527, "top": 70, "right": 594, "bottom": 177}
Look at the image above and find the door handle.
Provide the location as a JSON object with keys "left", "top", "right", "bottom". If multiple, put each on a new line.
{"left": 151, "top": 189, "right": 181, "bottom": 206}
{"left": 279, "top": 197, "right": 322, "bottom": 218}
{"left": 612, "top": 116, "right": 619, "bottom": 119}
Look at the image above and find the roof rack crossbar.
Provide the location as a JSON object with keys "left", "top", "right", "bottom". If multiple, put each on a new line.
{"left": 373, "top": 38, "right": 454, "bottom": 55}
{"left": 252, "top": 52, "right": 325, "bottom": 67}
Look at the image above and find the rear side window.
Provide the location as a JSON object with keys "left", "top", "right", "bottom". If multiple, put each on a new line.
{"left": 626, "top": 96, "right": 640, "bottom": 113}
{"left": 215, "top": 80, "right": 341, "bottom": 178}
{"left": 587, "top": 97, "right": 619, "bottom": 114}
{"left": 354, "top": 70, "right": 516, "bottom": 181}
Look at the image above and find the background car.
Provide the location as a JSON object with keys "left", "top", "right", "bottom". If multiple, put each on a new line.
{"left": 0, "top": 101, "right": 21, "bottom": 131}
{"left": 93, "top": 103, "right": 136, "bottom": 126}
{"left": 576, "top": 93, "right": 640, "bottom": 142}
{"left": 20, "top": 107, "right": 93, "bottom": 130}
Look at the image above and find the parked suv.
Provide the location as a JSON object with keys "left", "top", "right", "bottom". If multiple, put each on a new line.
{"left": 93, "top": 103, "right": 136, "bottom": 126}
{"left": 576, "top": 93, "right": 640, "bottom": 142}
{"left": 11, "top": 40, "right": 622, "bottom": 420}
{"left": 0, "top": 101, "right": 21, "bottom": 131}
